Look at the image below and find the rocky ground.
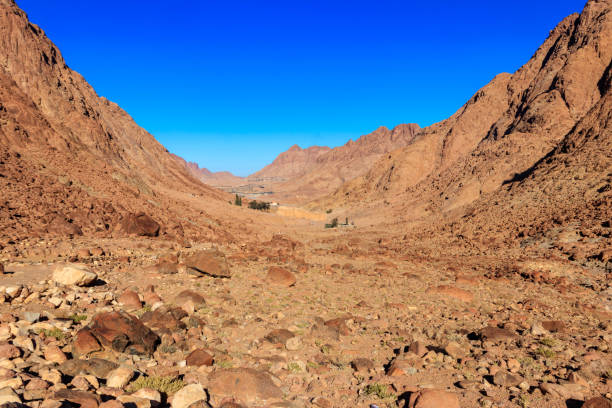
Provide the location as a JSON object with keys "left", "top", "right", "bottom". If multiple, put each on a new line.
{"left": 0, "top": 226, "right": 609, "bottom": 408}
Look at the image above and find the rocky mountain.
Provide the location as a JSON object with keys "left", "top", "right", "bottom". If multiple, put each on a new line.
{"left": 171, "top": 155, "right": 244, "bottom": 187}
{"left": 0, "top": 0, "right": 232, "bottom": 243}
{"left": 319, "top": 0, "right": 611, "bottom": 230}
{"left": 243, "top": 123, "right": 420, "bottom": 203}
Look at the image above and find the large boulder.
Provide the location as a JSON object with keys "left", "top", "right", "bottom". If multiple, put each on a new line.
{"left": 115, "top": 213, "right": 160, "bottom": 237}
{"left": 171, "top": 384, "right": 210, "bottom": 408}
{"left": 184, "top": 249, "right": 231, "bottom": 278}
{"left": 75, "top": 311, "right": 159, "bottom": 356}
{"left": 207, "top": 368, "right": 283, "bottom": 406}
{"left": 266, "top": 266, "right": 296, "bottom": 287}
{"left": 408, "top": 390, "right": 460, "bottom": 408}
{"left": 52, "top": 264, "right": 97, "bottom": 286}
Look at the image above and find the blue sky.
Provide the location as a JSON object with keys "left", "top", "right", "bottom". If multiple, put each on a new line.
{"left": 18, "top": 0, "right": 585, "bottom": 176}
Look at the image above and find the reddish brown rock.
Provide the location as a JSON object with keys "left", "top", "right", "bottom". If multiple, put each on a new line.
{"left": 185, "top": 349, "right": 214, "bottom": 367}
{"left": 115, "top": 213, "right": 160, "bottom": 237}
{"left": 264, "top": 329, "right": 295, "bottom": 345}
{"left": 266, "top": 266, "right": 296, "bottom": 287}
{"left": 184, "top": 249, "right": 231, "bottom": 278}
{"left": 583, "top": 397, "right": 612, "bottom": 408}
{"left": 479, "top": 326, "right": 517, "bottom": 343}
{"left": 408, "top": 389, "right": 460, "bottom": 408}
{"left": 426, "top": 285, "right": 473, "bottom": 302}
{"left": 118, "top": 290, "right": 142, "bottom": 310}
{"left": 73, "top": 329, "right": 102, "bottom": 357}
{"left": 0, "top": 343, "right": 21, "bottom": 359}
{"left": 53, "top": 390, "right": 100, "bottom": 408}
{"left": 541, "top": 320, "right": 566, "bottom": 333}
{"left": 44, "top": 345, "right": 67, "bottom": 364}
{"left": 207, "top": 368, "right": 283, "bottom": 405}
{"left": 86, "top": 311, "right": 159, "bottom": 355}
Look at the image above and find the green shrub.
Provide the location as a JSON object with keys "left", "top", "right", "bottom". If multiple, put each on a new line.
{"left": 234, "top": 194, "right": 242, "bottom": 206}
{"left": 364, "top": 383, "right": 395, "bottom": 399}
{"left": 248, "top": 200, "right": 270, "bottom": 211}
{"left": 68, "top": 314, "right": 87, "bottom": 324}
{"left": 325, "top": 218, "right": 339, "bottom": 228}
{"left": 127, "top": 376, "right": 184, "bottom": 394}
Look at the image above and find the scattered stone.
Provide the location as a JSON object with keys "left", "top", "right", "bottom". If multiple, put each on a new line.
{"left": 540, "top": 382, "right": 585, "bottom": 400}
{"left": 58, "top": 359, "right": 119, "bottom": 379}
{"left": 583, "top": 397, "right": 612, "bottom": 408}
{"left": 264, "top": 329, "right": 295, "bottom": 345}
{"left": 171, "top": 384, "right": 210, "bottom": 408}
{"left": 53, "top": 389, "right": 101, "bottom": 408}
{"left": 285, "top": 336, "right": 301, "bottom": 351}
{"left": 106, "top": 366, "right": 134, "bottom": 389}
{"left": 207, "top": 368, "right": 283, "bottom": 406}
{"left": 266, "top": 266, "right": 296, "bottom": 287}
{"left": 116, "top": 213, "right": 160, "bottom": 237}
{"left": 541, "top": 320, "right": 565, "bottom": 333}
{"left": 85, "top": 311, "right": 159, "bottom": 355}
{"left": 118, "top": 290, "right": 142, "bottom": 310}
{"left": 408, "top": 389, "right": 460, "bottom": 408}
{"left": 52, "top": 264, "right": 97, "bottom": 286}
{"left": 444, "top": 341, "right": 466, "bottom": 359}
{"left": 351, "top": 358, "right": 374, "bottom": 372}
{"left": 131, "top": 388, "right": 162, "bottom": 403}
{"left": 184, "top": 249, "right": 231, "bottom": 278}
{"left": 426, "top": 285, "right": 473, "bottom": 302}
{"left": 73, "top": 328, "right": 103, "bottom": 357}
{"left": 0, "top": 387, "right": 21, "bottom": 405}
{"left": 493, "top": 370, "right": 522, "bottom": 387}
{"left": 44, "top": 345, "right": 67, "bottom": 364}
{"left": 479, "top": 326, "right": 517, "bottom": 343}
{"left": 185, "top": 349, "right": 213, "bottom": 367}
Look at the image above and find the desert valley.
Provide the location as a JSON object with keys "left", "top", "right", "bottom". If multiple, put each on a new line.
{"left": 0, "top": 0, "right": 610, "bottom": 407}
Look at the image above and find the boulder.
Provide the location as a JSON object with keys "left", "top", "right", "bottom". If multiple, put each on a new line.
{"left": 266, "top": 267, "right": 296, "bottom": 287}
{"left": 184, "top": 249, "right": 230, "bottom": 278}
{"left": 185, "top": 349, "right": 214, "bottom": 367}
{"left": 53, "top": 389, "right": 100, "bottom": 408}
{"left": 171, "top": 384, "right": 209, "bottom": 408}
{"left": 106, "top": 366, "right": 134, "bottom": 389}
{"left": 52, "top": 264, "right": 97, "bottom": 286}
{"left": 116, "top": 213, "right": 160, "bottom": 237}
{"left": 408, "top": 390, "right": 460, "bottom": 408}
{"left": 58, "top": 359, "right": 119, "bottom": 379}
{"left": 118, "top": 290, "right": 142, "bottom": 310}
{"left": 426, "top": 285, "right": 473, "bottom": 302}
{"left": 207, "top": 368, "right": 283, "bottom": 406}
{"left": 81, "top": 311, "right": 159, "bottom": 355}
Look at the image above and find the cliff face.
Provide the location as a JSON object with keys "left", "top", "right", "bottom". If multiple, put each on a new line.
{"left": 0, "top": 0, "right": 230, "bottom": 241}
{"left": 319, "top": 0, "right": 611, "bottom": 218}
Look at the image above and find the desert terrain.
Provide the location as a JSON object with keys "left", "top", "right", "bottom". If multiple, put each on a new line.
{"left": 0, "top": 0, "right": 610, "bottom": 408}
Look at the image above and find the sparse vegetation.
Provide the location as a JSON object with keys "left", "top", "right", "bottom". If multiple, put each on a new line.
{"left": 364, "top": 383, "right": 395, "bottom": 399}
{"left": 127, "top": 376, "right": 184, "bottom": 394}
{"left": 287, "top": 362, "right": 302, "bottom": 372}
{"left": 325, "top": 217, "right": 338, "bottom": 229}
{"left": 248, "top": 200, "right": 270, "bottom": 211}
{"left": 326, "top": 209, "right": 332, "bottom": 214}
{"left": 539, "top": 337, "right": 557, "bottom": 347}
{"left": 134, "top": 305, "right": 152, "bottom": 317}
{"left": 37, "top": 328, "right": 65, "bottom": 340}
{"left": 234, "top": 194, "right": 242, "bottom": 206}
{"left": 535, "top": 346, "right": 556, "bottom": 358}
{"left": 68, "top": 314, "right": 87, "bottom": 324}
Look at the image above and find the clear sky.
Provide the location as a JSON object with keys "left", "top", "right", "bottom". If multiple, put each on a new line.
{"left": 17, "top": 0, "right": 586, "bottom": 176}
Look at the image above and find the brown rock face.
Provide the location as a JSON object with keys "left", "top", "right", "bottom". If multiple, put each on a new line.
{"left": 83, "top": 311, "right": 159, "bottom": 355}
{"left": 207, "top": 368, "right": 283, "bottom": 406}
{"left": 53, "top": 390, "right": 101, "bottom": 408}
{"left": 0, "top": 0, "right": 233, "bottom": 244}
{"left": 73, "top": 329, "right": 103, "bottom": 358}
{"left": 266, "top": 266, "right": 296, "bottom": 287}
{"left": 184, "top": 249, "right": 231, "bottom": 278}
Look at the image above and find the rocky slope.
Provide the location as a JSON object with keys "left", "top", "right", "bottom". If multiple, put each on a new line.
{"left": 248, "top": 124, "right": 420, "bottom": 203}
{"left": 0, "top": 0, "right": 232, "bottom": 243}
{"left": 320, "top": 0, "right": 611, "bottom": 222}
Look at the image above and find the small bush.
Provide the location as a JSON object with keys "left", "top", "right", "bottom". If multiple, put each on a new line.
{"left": 38, "top": 328, "right": 65, "bottom": 340}
{"left": 535, "top": 347, "right": 555, "bottom": 358}
{"left": 234, "top": 194, "right": 242, "bottom": 206}
{"left": 326, "top": 209, "right": 332, "bottom": 214}
{"left": 248, "top": 200, "right": 270, "bottom": 211}
{"left": 127, "top": 376, "right": 184, "bottom": 394}
{"left": 68, "top": 314, "right": 87, "bottom": 324}
{"left": 364, "top": 383, "right": 395, "bottom": 399}
{"left": 539, "top": 337, "right": 557, "bottom": 347}
{"left": 325, "top": 218, "right": 339, "bottom": 229}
